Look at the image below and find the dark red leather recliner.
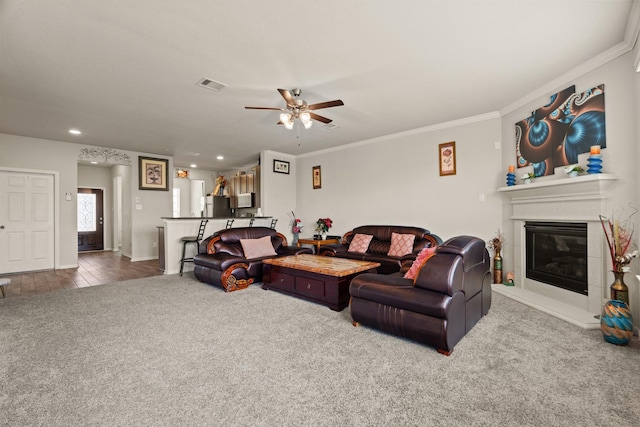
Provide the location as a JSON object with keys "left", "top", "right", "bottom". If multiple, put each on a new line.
{"left": 349, "top": 235, "right": 492, "bottom": 355}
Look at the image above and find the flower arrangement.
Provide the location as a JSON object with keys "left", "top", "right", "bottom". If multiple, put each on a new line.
{"left": 599, "top": 208, "right": 638, "bottom": 273}
{"left": 289, "top": 211, "right": 303, "bottom": 234}
{"left": 521, "top": 172, "right": 535, "bottom": 181}
{"left": 487, "top": 230, "right": 504, "bottom": 254}
{"left": 564, "top": 165, "right": 585, "bottom": 174}
{"left": 315, "top": 217, "right": 333, "bottom": 233}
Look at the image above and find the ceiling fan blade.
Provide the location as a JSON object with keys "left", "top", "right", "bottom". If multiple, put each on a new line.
{"left": 278, "top": 89, "right": 296, "bottom": 106}
{"left": 307, "top": 99, "right": 344, "bottom": 110}
{"left": 309, "top": 112, "right": 333, "bottom": 124}
{"left": 245, "top": 106, "right": 285, "bottom": 111}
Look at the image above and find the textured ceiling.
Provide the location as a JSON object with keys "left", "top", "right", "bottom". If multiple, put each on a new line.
{"left": 0, "top": 0, "right": 636, "bottom": 170}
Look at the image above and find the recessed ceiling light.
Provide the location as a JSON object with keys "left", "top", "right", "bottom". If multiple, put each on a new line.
{"left": 190, "top": 164, "right": 197, "bottom": 168}
{"left": 217, "top": 155, "right": 224, "bottom": 160}
{"left": 69, "top": 129, "right": 81, "bottom": 135}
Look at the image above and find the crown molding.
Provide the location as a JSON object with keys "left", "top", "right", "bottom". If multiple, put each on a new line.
{"left": 297, "top": 111, "right": 500, "bottom": 159}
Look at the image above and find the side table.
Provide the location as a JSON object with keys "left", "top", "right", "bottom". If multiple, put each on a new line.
{"left": 296, "top": 237, "right": 340, "bottom": 254}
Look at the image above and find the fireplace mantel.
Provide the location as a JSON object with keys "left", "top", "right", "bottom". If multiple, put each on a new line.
{"left": 496, "top": 173, "right": 618, "bottom": 329}
{"left": 497, "top": 173, "right": 617, "bottom": 200}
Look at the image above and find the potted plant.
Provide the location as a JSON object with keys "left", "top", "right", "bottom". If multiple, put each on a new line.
{"left": 564, "top": 165, "right": 585, "bottom": 178}
{"left": 315, "top": 217, "right": 333, "bottom": 239}
{"left": 520, "top": 172, "right": 535, "bottom": 184}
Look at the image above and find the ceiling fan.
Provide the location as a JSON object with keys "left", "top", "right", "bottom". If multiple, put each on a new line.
{"left": 245, "top": 88, "right": 344, "bottom": 129}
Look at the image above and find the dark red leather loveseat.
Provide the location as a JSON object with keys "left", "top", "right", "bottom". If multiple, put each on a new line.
{"left": 349, "top": 235, "right": 492, "bottom": 355}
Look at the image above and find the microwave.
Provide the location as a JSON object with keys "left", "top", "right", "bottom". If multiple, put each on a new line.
{"left": 237, "top": 193, "right": 254, "bottom": 208}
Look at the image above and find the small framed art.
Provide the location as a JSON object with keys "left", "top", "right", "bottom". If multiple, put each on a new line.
{"left": 438, "top": 141, "right": 456, "bottom": 176}
{"left": 312, "top": 165, "right": 321, "bottom": 189}
{"left": 139, "top": 156, "right": 169, "bottom": 191}
{"left": 273, "top": 159, "right": 290, "bottom": 174}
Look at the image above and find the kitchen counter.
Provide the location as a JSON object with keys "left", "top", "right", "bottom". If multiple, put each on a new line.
{"left": 161, "top": 216, "right": 274, "bottom": 275}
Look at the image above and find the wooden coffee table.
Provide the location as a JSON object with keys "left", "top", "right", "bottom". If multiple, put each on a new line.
{"left": 262, "top": 254, "right": 380, "bottom": 311}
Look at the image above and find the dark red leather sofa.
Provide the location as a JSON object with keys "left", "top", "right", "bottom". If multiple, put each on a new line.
{"left": 318, "top": 225, "right": 442, "bottom": 274}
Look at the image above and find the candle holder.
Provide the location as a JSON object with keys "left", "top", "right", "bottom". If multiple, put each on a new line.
{"left": 587, "top": 154, "right": 602, "bottom": 174}
{"left": 506, "top": 172, "right": 516, "bottom": 186}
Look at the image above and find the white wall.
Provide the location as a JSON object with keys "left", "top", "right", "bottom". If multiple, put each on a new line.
{"left": 500, "top": 51, "right": 639, "bottom": 321}
{"left": 293, "top": 115, "right": 503, "bottom": 244}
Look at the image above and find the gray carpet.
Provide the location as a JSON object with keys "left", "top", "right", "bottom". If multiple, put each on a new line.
{"left": 1, "top": 274, "right": 639, "bottom": 427}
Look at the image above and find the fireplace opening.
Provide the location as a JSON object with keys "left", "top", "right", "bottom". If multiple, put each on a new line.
{"left": 525, "top": 221, "right": 588, "bottom": 295}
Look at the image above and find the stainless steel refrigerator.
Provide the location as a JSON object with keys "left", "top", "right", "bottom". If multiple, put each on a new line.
{"left": 205, "top": 196, "right": 231, "bottom": 217}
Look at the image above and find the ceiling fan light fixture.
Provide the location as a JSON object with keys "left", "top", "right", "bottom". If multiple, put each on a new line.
{"left": 280, "top": 113, "right": 291, "bottom": 123}
{"left": 303, "top": 120, "right": 312, "bottom": 129}
{"left": 299, "top": 112, "right": 311, "bottom": 124}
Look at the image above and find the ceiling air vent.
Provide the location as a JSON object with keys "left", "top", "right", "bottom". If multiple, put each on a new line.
{"left": 197, "top": 78, "right": 227, "bottom": 92}
{"left": 322, "top": 123, "right": 339, "bottom": 130}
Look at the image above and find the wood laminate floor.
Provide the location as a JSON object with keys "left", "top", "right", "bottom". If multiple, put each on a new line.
{"left": 0, "top": 251, "right": 163, "bottom": 298}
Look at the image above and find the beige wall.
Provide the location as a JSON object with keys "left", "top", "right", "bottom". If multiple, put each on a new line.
{"left": 293, "top": 114, "right": 503, "bottom": 243}
{"left": 0, "top": 134, "right": 172, "bottom": 267}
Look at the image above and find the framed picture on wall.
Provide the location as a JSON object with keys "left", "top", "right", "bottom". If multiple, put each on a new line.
{"left": 312, "top": 165, "right": 321, "bottom": 189}
{"left": 139, "top": 156, "right": 169, "bottom": 190}
{"left": 273, "top": 159, "right": 290, "bottom": 174}
{"left": 438, "top": 141, "right": 456, "bottom": 176}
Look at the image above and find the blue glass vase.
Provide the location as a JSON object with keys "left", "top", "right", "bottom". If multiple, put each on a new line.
{"left": 600, "top": 299, "right": 633, "bottom": 345}
{"left": 587, "top": 154, "right": 602, "bottom": 174}
{"left": 506, "top": 172, "right": 516, "bottom": 186}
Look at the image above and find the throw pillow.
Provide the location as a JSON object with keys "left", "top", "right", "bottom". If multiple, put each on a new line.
{"left": 404, "top": 246, "right": 437, "bottom": 281}
{"left": 387, "top": 233, "right": 416, "bottom": 257}
{"left": 348, "top": 233, "right": 374, "bottom": 254}
{"left": 240, "top": 235, "right": 277, "bottom": 259}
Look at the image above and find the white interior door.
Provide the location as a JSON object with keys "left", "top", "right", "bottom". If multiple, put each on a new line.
{"left": 0, "top": 171, "right": 55, "bottom": 273}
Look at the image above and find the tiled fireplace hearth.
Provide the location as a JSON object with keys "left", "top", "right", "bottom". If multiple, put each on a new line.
{"left": 497, "top": 174, "right": 618, "bottom": 328}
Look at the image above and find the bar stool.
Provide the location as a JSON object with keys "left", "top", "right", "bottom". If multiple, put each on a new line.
{"left": 269, "top": 218, "right": 277, "bottom": 229}
{"left": 225, "top": 219, "right": 234, "bottom": 229}
{"left": 179, "top": 219, "right": 208, "bottom": 276}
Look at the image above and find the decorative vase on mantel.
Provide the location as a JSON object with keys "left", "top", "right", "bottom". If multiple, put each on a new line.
{"left": 600, "top": 299, "right": 633, "bottom": 346}
{"left": 610, "top": 271, "right": 629, "bottom": 304}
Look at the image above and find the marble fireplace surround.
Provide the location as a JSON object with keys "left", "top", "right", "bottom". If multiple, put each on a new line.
{"left": 496, "top": 174, "right": 618, "bottom": 329}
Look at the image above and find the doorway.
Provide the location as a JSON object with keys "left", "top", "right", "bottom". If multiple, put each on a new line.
{"left": 77, "top": 188, "right": 104, "bottom": 252}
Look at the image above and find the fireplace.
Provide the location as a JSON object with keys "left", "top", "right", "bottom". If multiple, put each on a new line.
{"left": 525, "top": 222, "right": 588, "bottom": 295}
{"left": 497, "top": 174, "right": 617, "bottom": 327}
